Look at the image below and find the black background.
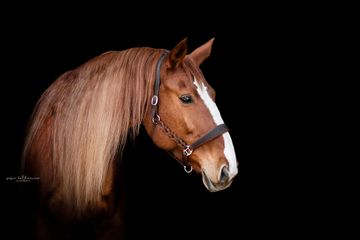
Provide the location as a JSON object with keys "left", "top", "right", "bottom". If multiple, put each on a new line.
{"left": 2, "top": 5, "right": 339, "bottom": 239}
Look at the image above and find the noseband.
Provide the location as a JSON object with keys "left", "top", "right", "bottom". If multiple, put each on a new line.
{"left": 151, "top": 51, "right": 229, "bottom": 173}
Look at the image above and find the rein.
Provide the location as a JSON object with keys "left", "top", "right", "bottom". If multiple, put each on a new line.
{"left": 150, "top": 51, "right": 229, "bottom": 173}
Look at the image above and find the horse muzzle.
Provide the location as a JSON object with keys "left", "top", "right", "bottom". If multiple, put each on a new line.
{"left": 201, "top": 165, "right": 235, "bottom": 192}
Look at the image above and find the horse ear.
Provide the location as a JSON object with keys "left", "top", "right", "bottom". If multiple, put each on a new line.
{"left": 188, "top": 38, "right": 215, "bottom": 66}
{"left": 169, "top": 38, "right": 188, "bottom": 69}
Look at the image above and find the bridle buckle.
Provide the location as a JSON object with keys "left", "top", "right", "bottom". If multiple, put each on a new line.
{"left": 183, "top": 145, "right": 193, "bottom": 156}
{"left": 152, "top": 114, "right": 160, "bottom": 125}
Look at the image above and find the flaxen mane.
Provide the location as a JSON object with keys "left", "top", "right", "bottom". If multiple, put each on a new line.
{"left": 22, "top": 45, "right": 209, "bottom": 216}
{"left": 22, "top": 48, "right": 165, "bottom": 215}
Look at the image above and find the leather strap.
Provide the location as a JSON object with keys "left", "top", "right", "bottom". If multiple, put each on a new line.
{"left": 151, "top": 51, "right": 168, "bottom": 123}
{"left": 190, "top": 123, "right": 228, "bottom": 150}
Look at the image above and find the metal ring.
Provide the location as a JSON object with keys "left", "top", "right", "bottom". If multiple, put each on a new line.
{"left": 152, "top": 114, "right": 160, "bottom": 124}
{"left": 183, "top": 145, "right": 193, "bottom": 156}
{"left": 184, "top": 165, "right": 193, "bottom": 173}
{"left": 151, "top": 95, "right": 158, "bottom": 106}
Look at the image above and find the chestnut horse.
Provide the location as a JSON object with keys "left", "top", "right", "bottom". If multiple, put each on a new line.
{"left": 22, "top": 38, "right": 238, "bottom": 239}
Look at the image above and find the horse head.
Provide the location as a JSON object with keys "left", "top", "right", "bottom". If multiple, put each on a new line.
{"left": 144, "top": 38, "right": 238, "bottom": 192}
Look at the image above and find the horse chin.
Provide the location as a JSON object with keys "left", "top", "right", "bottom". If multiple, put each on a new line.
{"left": 201, "top": 170, "right": 233, "bottom": 192}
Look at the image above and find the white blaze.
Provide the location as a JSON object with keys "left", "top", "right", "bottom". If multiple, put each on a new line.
{"left": 193, "top": 78, "right": 238, "bottom": 177}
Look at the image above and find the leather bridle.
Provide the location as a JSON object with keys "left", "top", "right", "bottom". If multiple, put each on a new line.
{"left": 150, "top": 51, "right": 229, "bottom": 173}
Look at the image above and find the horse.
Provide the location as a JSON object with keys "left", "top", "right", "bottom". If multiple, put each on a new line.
{"left": 21, "top": 37, "right": 238, "bottom": 239}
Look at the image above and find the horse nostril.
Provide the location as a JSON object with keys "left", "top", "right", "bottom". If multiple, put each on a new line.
{"left": 220, "top": 166, "right": 230, "bottom": 183}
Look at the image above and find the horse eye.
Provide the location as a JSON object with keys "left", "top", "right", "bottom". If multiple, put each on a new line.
{"left": 179, "top": 95, "right": 193, "bottom": 104}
